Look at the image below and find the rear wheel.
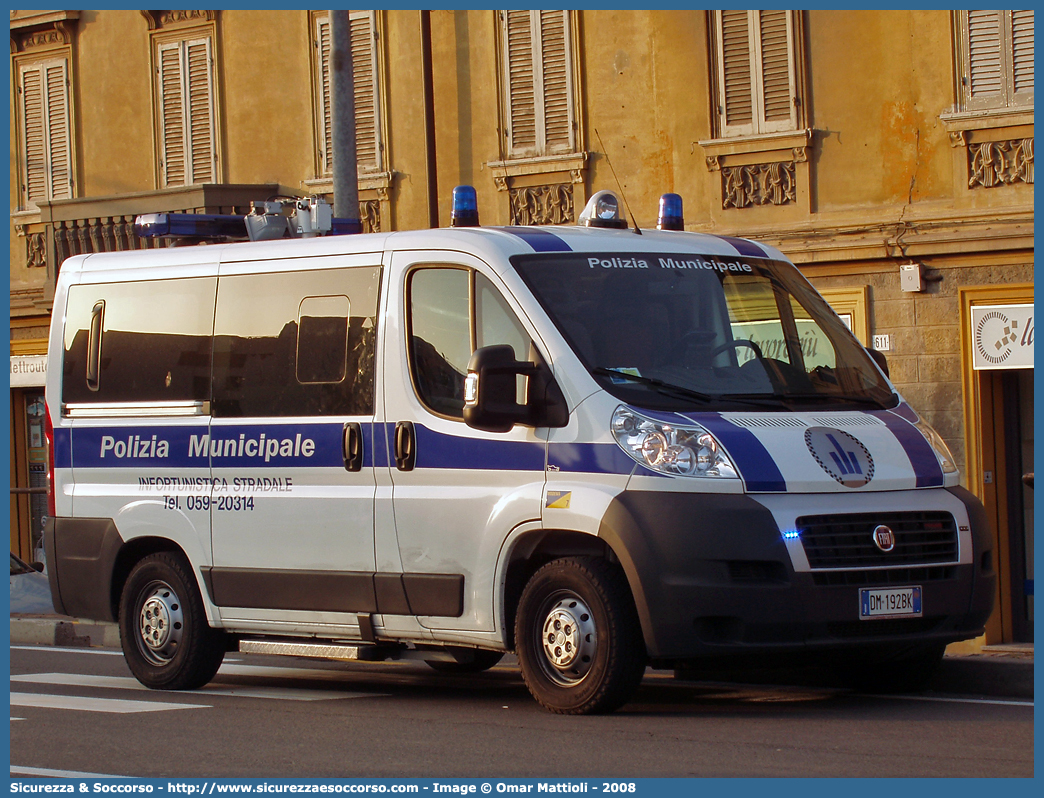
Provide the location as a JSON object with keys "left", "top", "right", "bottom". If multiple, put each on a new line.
{"left": 119, "top": 551, "right": 226, "bottom": 690}
{"left": 515, "top": 557, "right": 646, "bottom": 714}
{"left": 425, "top": 648, "right": 505, "bottom": 673}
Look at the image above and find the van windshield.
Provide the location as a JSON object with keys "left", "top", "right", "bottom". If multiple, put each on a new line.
{"left": 511, "top": 251, "right": 897, "bottom": 412}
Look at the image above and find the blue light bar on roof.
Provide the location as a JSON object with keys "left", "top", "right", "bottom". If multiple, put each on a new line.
{"left": 330, "top": 218, "right": 363, "bottom": 235}
{"left": 134, "top": 213, "right": 248, "bottom": 239}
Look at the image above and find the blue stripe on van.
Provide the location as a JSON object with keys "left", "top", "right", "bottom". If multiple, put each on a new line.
{"left": 413, "top": 424, "right": 546, "bottom": 471}
{"left": 890, "top": 402, "right": 919, "bottom": 423}
{"left": 684, "top": 412, "right": 787, "bottom": 492}
{"left": 714, "top": 236, "right": 768, "bottom": 258}
{"left": 495, "top": 227, "right": 573, "bottom": 252}
{"left": 547, "top": 442, "right": 636, "bottom": 476}
{"left": 870, "top": 410, "right": 945, "bottom": 488}
{"left": 53, "top": 427, "right": 72, "bottom": 469}
{"left": 69, "top": 423, "right": 355, "bottom": 469}
{"left": 371, "top": 423, "right": 391, "bottom": 469}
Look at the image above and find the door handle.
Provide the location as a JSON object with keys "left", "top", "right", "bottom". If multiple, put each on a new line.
{"left": 342, "top": 422, "right": 363, "bottom": 472}
{"left": 394, "top": 421, "right": 416, "bottom": 471}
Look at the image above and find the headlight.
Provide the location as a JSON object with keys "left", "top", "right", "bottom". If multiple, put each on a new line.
{"left": 913, "top": 419, "right": 958, "bottom": 474}
{"left": 611, "top": 406, "right": 738, "bottom": 478}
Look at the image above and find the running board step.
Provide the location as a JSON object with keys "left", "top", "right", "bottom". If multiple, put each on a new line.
{"left": 238, "top": 639, "right": 458, "bottom": 662}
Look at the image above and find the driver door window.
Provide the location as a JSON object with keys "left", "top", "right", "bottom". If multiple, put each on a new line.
{"left": 408, "top": 267, "right": 532, "bottom": 418}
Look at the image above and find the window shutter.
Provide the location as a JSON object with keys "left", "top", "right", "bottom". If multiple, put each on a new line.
{"left": 1011, "top": 9, "right": 1034, "bottom": 102}
{"left": 158, "top": 41, "right": 187, "bottom": 187}
{"left": 539, "top": 10, "right": 573, "bottom": 153}
{"left": 185, "top": 38, "right": 215, "bottom": 184}
{"left": 350, "top": 11, "right": 380, "bottom": 173}
{"left": 716, "top": 10, "right": 799, "bottom": 137}
{"left": 44, "top": 61, "right": 72, "bottom": 200}
{"left": 158, "top": 37, "right": 214, "bottom": 187}
{"left": 316, "top": 17, "right": 333, "bottom": 175}
{"left": 19, "top": 59, "right": 72, "bottom": 206}
{"left": 965, "top": 10, "right": 1034, "bottom": 111}
{"left": 967, "top": 10, "right": 1005, "bottom": 109}
{"left": 758, "top": 10, "right": 796, "bottom": 130}
{"left": 502, "top": 10, "right": 575, "bottom": 158}
{"left": 20, "top": 64, "right": 48, "bottom": 205}
{"left": 505, "top": 10, "right": 538, "bottom": 156}
{"left": 315, "top": 13, "right": 382, "bottom": 176}
{"left": 718, "top": 10, "right": 754, "bottom": 136}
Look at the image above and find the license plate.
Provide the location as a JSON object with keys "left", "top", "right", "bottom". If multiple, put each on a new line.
{"left": 859, "top": 586, "right": 922, "bottom": 619}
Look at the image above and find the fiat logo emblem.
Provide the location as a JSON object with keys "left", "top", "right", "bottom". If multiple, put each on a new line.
{"left": 872, "top": 525, "right": 896, "bottom": 552}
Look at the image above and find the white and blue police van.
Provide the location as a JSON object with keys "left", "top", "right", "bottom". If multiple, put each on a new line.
{"left": 44, "top": 189, "right": 995, "bottom": 714}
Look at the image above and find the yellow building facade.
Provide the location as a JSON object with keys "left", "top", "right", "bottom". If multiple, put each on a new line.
{"left": 9, "top": 9, "right": 1033, "bottom": 645}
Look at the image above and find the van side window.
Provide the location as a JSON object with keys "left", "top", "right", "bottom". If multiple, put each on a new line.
{"left": 297, "top": 295, "right": 350, "bottom": 384}
{"left": 408, "top": 267, "right": 532, "bottom": 418}
{"left": 61, "top": 278, "right": 216, "bottom": 405}
{"left": 212, "top": 267, "right": 380, "bottom": 417}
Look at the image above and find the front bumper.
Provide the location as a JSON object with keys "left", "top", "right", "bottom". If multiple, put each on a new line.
{"left": 598, "top": 486, "right": 996, "bottom": 663}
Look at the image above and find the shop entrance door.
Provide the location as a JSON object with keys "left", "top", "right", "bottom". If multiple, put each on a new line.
{"left": 979, "top": 368, "right": 1034, "bottom": 643}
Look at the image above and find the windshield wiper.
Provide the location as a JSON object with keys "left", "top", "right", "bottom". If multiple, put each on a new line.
{"left": 771, "top": 392, "right": 896, "bottom": 408}
{"left": 591, "top": 368, "right": 712, "bottom": 403}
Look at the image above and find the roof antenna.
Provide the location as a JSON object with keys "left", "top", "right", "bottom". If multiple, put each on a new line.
{"left": 594, "top": 128, "right": 641, "bottom": 235}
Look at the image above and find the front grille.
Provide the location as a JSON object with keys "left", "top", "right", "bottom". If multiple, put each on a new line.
{"left": 797, "top": 511, "right": 958, "bottom": 569}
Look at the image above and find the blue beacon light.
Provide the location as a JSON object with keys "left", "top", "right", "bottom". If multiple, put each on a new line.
{"left": 450, "top": 185, "right": 480, "bottom": 227}
{"left": 657, "top": 193, "right": 684, "bottom": 231}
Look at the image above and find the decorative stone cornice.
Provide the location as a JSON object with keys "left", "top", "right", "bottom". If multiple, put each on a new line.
{"left": 9, "top": 11, "right": 79, "bottom": 54}
{"left": 940, "top": 108, "right": 1034, "bottom": 143}
{"left": 698, "top": 129, "right": 813, "bottom": 170}
{"left": 140, "top": 10, "right": 217, "bottom": 31}
{"left": 303, "top": 171, "right": 393, "bottom": 202}
{"left": 487, "top": 152, "right": 587, "bottom": 191}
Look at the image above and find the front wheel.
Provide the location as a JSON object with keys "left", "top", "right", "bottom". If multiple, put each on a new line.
{"left": 119, "top": 551, "right": 226, "bottom": 690}
{"left": 515, "top": 557, "right": 646, "bottom": 714}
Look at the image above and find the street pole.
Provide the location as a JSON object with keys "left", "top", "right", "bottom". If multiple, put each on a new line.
{"left": 330, "top": 10, "right": 359, "bottom": 221}
{"left": 420, "top": 10, "right": 439, "bottom": 228}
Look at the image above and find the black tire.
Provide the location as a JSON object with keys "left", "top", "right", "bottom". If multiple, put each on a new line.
{"left": 425, "top": 648, "right": 505, "bottom": 673}
{"left": 514, "top": 557, "right": 646, "bottom": 714}
{"left": 118, "top": 551, "right": 226, "bottom": 690}
{"left": 833, "top": 642, "right": 946, "bottom": 693}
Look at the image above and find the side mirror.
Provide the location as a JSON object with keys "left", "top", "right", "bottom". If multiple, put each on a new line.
{"left": 866, "top": 347, "right": 890, "bottom": 378}
{"left": 463, "top": 345, "right": 568, "bottom": 433}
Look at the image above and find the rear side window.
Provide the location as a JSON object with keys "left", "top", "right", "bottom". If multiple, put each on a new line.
{"left": 212, "top": 267, "right": 380, "bottom": 417}
{"left": 62, "top": 278, "right": 216, "bottom": 405}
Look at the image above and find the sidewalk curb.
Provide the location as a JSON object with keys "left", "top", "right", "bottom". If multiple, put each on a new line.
{"left": 10, "top": 614, "right": 121, "bottom": 649}
{"left": 10, "top": 614, "right": 1033, "bottom": 700}
{"left": 930, "top": 654, "right": 1034, "bottom": 700}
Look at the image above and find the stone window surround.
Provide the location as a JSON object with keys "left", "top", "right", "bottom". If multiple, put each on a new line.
{"left": 940, "top": 109, "right": 1034, "bottom": 189}
{"left": 698, "top": 128, "right": 813, "bottom": 211}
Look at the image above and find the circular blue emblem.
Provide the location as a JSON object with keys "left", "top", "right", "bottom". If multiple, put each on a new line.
{"left": 804, "top": 427, "right": 874, "bottom": 488}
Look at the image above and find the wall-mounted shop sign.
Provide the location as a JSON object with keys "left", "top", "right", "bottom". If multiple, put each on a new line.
{"left": 10, "top": 355, "right": 48, "bottom": 387}
{"left": 971, "top": 304, "right": 1033, "bottom": 370}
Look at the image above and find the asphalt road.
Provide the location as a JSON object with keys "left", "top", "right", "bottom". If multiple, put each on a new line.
{"left": 9, "top": 644, "right": 1034, "bottom": 779}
